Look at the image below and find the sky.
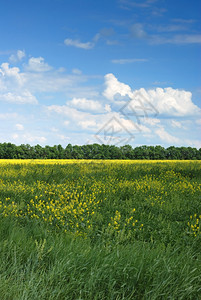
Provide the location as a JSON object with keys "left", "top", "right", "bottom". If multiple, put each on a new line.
{"left": 0, "top": 0, "right": 201, "bottom": 148}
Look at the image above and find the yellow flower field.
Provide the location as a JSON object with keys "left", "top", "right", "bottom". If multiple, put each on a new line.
{"left": 0, "top": 159, "right": 200, "bottom": 242}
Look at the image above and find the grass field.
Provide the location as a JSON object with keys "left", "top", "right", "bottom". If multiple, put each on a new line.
{"left": 0, "top": 160, "right": 201, "bottom": 299}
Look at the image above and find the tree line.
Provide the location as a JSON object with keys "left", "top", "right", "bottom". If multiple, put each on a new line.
{"left": 0, "top": 142, "right": 201, "bottom": 160}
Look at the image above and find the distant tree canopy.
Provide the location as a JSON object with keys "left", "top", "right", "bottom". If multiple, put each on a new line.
{"left": 0, "top": 143, "right": 200, "bottom": 160}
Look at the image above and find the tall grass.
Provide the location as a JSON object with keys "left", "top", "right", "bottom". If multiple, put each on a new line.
{"left": 0, "top": 160, "right": 201, "bottom": 299}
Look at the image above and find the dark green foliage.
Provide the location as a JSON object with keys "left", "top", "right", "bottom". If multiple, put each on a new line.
{"left": 0, "top": 142, "right": 200, "bottom": 159}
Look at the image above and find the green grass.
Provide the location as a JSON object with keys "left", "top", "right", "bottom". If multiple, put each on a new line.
{"left": 0, "top": 218, "right": 201, "bottom": 300}
{"left": 0, "top": 160, "right": 201, "bottom": 299}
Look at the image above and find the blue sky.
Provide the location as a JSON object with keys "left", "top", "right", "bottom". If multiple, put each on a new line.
{"left": 0, "top": 0, "right": 201, "bottom": 148}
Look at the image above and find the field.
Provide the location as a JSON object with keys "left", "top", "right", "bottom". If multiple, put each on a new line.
{"left": 0, "top": 160, "right": 201, "bottom": 299}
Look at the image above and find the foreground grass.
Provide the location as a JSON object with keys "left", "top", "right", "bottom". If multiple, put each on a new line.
{"left": 0, "top": 160, "right": 201, "bottom": 299}
{"left": 1, "top": 218, "right": 201, "bottom": 300}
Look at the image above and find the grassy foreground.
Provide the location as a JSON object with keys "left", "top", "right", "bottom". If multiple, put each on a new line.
{"left": 0, "top": 160, "right": 201, "bottom": 299}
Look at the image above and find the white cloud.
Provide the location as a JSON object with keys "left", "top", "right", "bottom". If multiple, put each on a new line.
{"left": 64, "top": 38, "right": 94, "bottom": 49}
{"left": 15, "top": 123, "right": 24, "bottom": 130}
{"left": 129, "top": 22, "right": 201, "bottom": 45}
{"left": 0, "top": 91, "right": 38, "bottom": 104}
{"left": 9, "top": 50, "right": 26, "bottom": 63}
{"left": 103, "top": 73, "right": 132, "bottom": 101}
{"left": 155, "top": 127, "right": 180, "bottom": 144}
{"left": 47, "top": 105, "right": 91, "bottom": 122}
{"left": 145, "top": 87, "right": 200, "bottom": 116}
{"left": 68, "top": 97, "right": 104, "bottom": 112}
{"left": 143, "top": 117, "right": 160, "bottom": 126}
{"left": 26, "top": 135, "right": 47, "bottom": 143}
{"left": 0, "top": 63, "right": 25, "bottom": 86}
{"left": 186, "top": 139, "right": 201, "bottom": 149}
{"left": 170, "top": 120, "right": 182, "bottom": 128}
{"left": 64, "top": 28, "right": 115, "bottom": 50}
{"left": 0, "top": 56, "right": 97, "bottom": 107}
{"left": 0, "top": 62, "right": 38, "bottom": 104}
{"left": 103, "top": 74, "right": 200, "bottom": 117}
{"left": 105, "top": 104, "right": 111, "bottom": 112}
{"left": 78, "top": 120, "right": 97, "bottom": 129}
{"left": 12, "top": 133, "right": 47, "bottom": 144}
{"left": 111, "top": 58, "right": 148, "bottom": 64}
{"left": 47, "top": 101, "right": 151, "bottom": 136}
{"left": 25, "top": 57, "right": 52, "bottom": 72}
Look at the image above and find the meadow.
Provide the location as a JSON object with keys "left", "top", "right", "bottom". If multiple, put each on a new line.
{"left": 0, "top": 159, "right": 201, "bottom": 299}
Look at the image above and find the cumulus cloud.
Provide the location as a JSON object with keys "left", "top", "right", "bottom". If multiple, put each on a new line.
{"left": 0, "top": 62, "right": 39, "bottom": 104}
{"left": 45, "top": 70, "right": 201, "bottom": 147}
{"left": 25, "top": 57, "right": 52, "bottom": 72}
{"left": 9, "top": 50, "right": 26, "bottom": 63}
{"left": 1, "top": 51, "right": 200, "bottom": 148}
{"left": 103, "top": 73, "right": 132, "bottom": 101}
{"left": 0, "top": 57, "right": 88, "bottom": 101}
{"left": 0, "top": 63, "right": 25, "bottom": 86}
{"left": 144, "top": 87, "right": 200, "bottom": 116}
{"left": 103, "top": 73, "right": 201, "bottom": 117}
{"left": 68, "top": 97, "right": 104, "bottom": 112}
{"left": 0, "top": 91, "right": 38, "bottom": 104}
{"left": 47, "top": 101, "right": 151, "bottom": 137}
{"left": 64, "top": 38, "right": 94, "bottom": 49}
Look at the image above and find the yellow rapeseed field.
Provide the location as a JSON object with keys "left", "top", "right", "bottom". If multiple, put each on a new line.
{"left": 0, "top": 159, "right": 200, "bottom": 241}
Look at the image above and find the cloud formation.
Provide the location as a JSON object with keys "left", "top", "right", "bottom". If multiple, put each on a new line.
{"left": 64, "top": 38, "right": 94, "bottom": 49}
{"left": 1, "top": 52, "right": 200, "bottom": 148}
{"left": 155, "top": 127, "right": 180, "bottom": 144}
{"left": 111, "top": 58, "right": 148, "bottom": 64}
{"left": 103, "top": 74, "right": 201, "bottom": 117}
{"left": 0, "top": 62, "right": 38, "bottom": 104}
{"left": 103, "top": 73, "right": 132, "bottom": 100}
{"left": 130, "top": 22, "right": 201, "bottom": 44}
{"left": 25, "top": 57, "right": 52, "bottom": 72}
{"left": 9, "top": 50, "right": 26, "bottom": 63}
{"left": 0, "top": 91, "right": 38, "bottom": 104}
{"left": 68, "top": 97, "right": 104, "bottom": 112}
